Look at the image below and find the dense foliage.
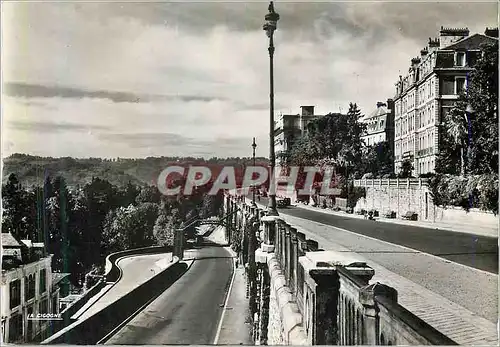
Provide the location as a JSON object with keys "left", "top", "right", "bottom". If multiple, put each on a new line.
{"left": 2, "top": 172, "right": 224, "bottom": 286}
{"left": 2, "top": 154, "right": 270, "bottom": 188}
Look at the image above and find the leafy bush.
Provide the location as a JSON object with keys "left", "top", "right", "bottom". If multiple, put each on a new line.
{"left": 429, "top": 173, "right": 498, "bottom": 214}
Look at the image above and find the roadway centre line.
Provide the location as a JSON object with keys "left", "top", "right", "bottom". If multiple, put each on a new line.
{"left": 213, "top": 249, "right": 237, "bottom": 345}
{"left": 248, "top": 197, "right": 496, "bottom": 277}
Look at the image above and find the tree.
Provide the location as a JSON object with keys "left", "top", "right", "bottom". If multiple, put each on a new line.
{"left": 121, "top": 182, "right": 140, "bottom": 206}
{"left": 288, "top": 103, "right": 366, "bottom": 190}
{"left": 153, "top": 208, "right": 180, "bottom": 246}
{"left": 398, "top": 159, "right": 414, "bottom": 178}
{"left": 135, "top": 185, "right": 162, "bottom": 204}
{"left": 436, "top": 41, "right": 498, "bottom": 175}
{"left": 83, "top": 177, "right": 120, "bottom": 264}
{"left": 102, "top": 203, "right": 159, "bottom": 253}
{"left": 360, "top": 141, "right": 394, "bottom": 177}
{"left": 2, "top": 174, "right": 28, "bottom": 239}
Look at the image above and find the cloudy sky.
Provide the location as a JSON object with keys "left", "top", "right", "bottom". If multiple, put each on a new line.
{"left": 1, "top": 1, "right": 497, "bottom": 159}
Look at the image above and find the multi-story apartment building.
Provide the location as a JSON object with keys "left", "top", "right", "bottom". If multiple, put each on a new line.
{"left": 360, "top": 99, "right": 395, "bottom": 147}
{"left": 1, "top": 233, "right": 64, "bottom": 343}
{"left": 393, "top": 27, "right": 498, "bottom": 175}
{"left": 274, "top": 106, "right": 324, "bottom": 167}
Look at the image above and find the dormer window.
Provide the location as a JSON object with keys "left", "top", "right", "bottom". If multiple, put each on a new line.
{"left": 455, "top": 52, "right": 466, "bottom": 67}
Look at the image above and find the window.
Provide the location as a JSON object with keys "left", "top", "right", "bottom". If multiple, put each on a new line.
{"left": 40, "top": 269, "right": 47, "bottom": 295}
{"left": 440, "top": 76, "right": 455, "bottom": 95}
{"left": 40, "top": 299, "right": 48, "bottom": 314}
{"left": 456, "top": 77, "right": 466, "bottom": 95}
{"left": 455, "top": 52, "right": 466, "bottom": 67}
{"left": 52, "top": 296, "right": 58, "bottom": 314}
{"left": 25, "top": 274, "right": 35, "bottom": 301}
{"left": 10, "top": 280, "right": 21, "bottom": 309}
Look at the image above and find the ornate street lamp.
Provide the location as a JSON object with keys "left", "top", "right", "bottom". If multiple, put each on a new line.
{"left": 252, "top": 137, "right": 258, "bottom": 208}
{"left": 263, "top": 1, "right": 280, "bottom": 216}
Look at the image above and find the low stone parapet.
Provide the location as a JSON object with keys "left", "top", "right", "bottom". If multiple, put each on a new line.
{"left": 224, "top": 191, "right": 458, "bottom": 345}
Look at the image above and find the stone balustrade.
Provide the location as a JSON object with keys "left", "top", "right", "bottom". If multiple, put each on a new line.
{"left": 223, "top": 191, "right": 457, "bottom": 346}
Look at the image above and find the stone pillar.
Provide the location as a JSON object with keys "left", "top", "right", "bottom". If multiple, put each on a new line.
{"left": 275, "top": 220, "right": 282, "bottom": 263}
{"left": 359, "top": 283, "right": 398, "bottom": 345}
{"left": 290, "top": 228, "right": 298, "bottom": 294}
{"left": 173, "top": 228, "right": 184, "bottom": 260}
{"left": 396, "top": 178, "right": 400, "bottom": 217}
{"left": 419, "top": 178, "right": 422, "bottom": 220}
{"left": 299, "top": 252, "right": 341, "bottom": 345}
{"left": 260, "top": 215, "right": 281, "bottom": 253}
{"left": 300, "top": 251, "right": 376, "bottom": 345}
{"left": 306, "top": 239, "right": 319, "bottom": 252}
{"left": 284, "top": 225, "right": 291, "bottom": 286}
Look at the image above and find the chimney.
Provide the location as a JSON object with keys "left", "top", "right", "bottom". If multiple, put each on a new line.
{"left": 411, "top": 57, "right": 421, "bottom": 69}
{"left": 420, "top": 47, "right": 428, "bottom": 58}
{"left": 300, "top": 106, "right": 315, "bottom": 116}
{"left": 485, "top": 27, "right": 499, "bottom": 38}
{"left": 439, "top": 26, "right": 469, "bottom": 49}
{"left": 386, "top": 98, "right": 394, "bottom": 111}
{"left": 428, "top": 37, "right": 440, "bottom": 52}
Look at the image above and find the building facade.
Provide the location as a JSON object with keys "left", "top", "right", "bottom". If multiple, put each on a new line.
{"left": 393, "top": 27, "right": 498, "bottom": 175}
{"left": 1, "top": 233, "right": 62, "bottom": 343}
{"left": 274, "top": 106, "right": 324, "bottom": 167}
{"left": 360, "top": 99, "right": 395, "bottom": 147}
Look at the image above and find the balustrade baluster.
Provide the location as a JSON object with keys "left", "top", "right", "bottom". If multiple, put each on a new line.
{"left": 290, "top": 228, "right": 298, "bottom": 294}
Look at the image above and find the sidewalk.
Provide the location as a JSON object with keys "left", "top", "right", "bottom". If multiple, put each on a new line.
{"left": 206, "top": 226, "right": 253, "bottom": 344}
{"left": 215, "top": 249, "right": 253, "bottom": 345}
{"left": 295, "top": 202, "right": 499, "bottom": 238}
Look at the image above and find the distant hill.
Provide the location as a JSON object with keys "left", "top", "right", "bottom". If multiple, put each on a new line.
{"left": 2, "top": 153, "right": 270, "bottom": 188}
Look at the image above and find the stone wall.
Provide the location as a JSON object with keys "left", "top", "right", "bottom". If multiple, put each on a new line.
{"left": 354, "top": 178, "right": 497, "bottom": 227}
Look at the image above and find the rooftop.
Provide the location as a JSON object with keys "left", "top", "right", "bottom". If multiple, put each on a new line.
{"left": 52, "top": 273, "right": 71, "bottom": 286}
{"left": 443, "top": 33, "right": 498, "bottom": 50}
{"left": 2, "top": 232, "right": 22, "bottom": 247}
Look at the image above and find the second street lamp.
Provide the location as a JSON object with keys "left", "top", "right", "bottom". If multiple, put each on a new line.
{"left": 263, "top": 1, "right": 280, "bottom": 216}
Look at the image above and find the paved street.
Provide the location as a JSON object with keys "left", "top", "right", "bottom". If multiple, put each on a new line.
{"left": 105, "top": 246, "right": 233, "bottom": 345}
{"left": 255, "top": 196, "right": 498, "bottom": 273}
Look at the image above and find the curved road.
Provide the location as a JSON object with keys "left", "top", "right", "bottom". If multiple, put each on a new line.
{"left": 74, "top": 253, "right": 173, "bottom": 321}
{"left": 105, "top": 246, "right": 233, "bottom": 345}
{"left": 257, "top": 196, "right": 498, "bottom": 273}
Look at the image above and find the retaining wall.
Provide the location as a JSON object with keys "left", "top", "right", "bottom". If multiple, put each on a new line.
{"left": 42, "top": 246, "right": 179, "bottom": 344}
{"left": 354, "top": 178, "right": 497, "bottom": 227}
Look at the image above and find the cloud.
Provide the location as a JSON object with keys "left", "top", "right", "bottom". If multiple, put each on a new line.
{"left": 1, "top": 1, "right": 497, "bottom": 159}
{"left": 3, "top": 82, "right": 226, "bottom": 104}
{"left": 8, "top": 120, "right": 111, "bottom": 133}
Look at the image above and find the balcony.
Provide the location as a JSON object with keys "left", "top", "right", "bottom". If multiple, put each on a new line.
{"left": 417, "top": 147, "right": 434, "bottom": 157}
{"left": 402, "top": 151, "right": 414, "bottom": 159}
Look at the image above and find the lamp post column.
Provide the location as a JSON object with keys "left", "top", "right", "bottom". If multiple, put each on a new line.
{"left": 263, "top": 1, "right": 280, "bottom": 216}
{"left": 252, "top": 137, "right": 258, "bottom": 208}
